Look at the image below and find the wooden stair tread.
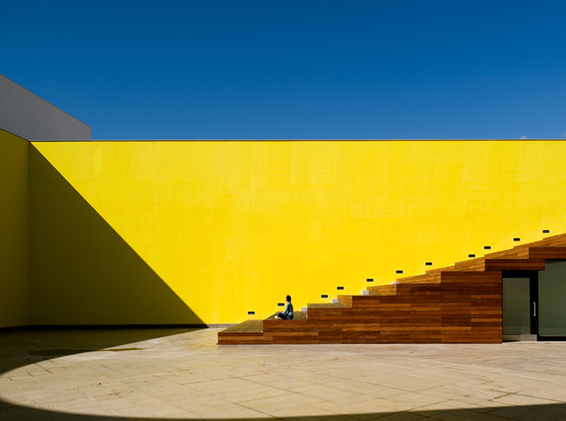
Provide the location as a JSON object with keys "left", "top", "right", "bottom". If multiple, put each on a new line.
{"left": 219, "top": 320, "right": 263, "bottom": 334}
{"left": 308, "top": 303, "right": 348, "bottom": 308}
{"left": 265, "top": 311, "right": 307, "bottom": 320}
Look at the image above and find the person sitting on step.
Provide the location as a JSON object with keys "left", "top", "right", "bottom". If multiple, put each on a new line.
{"left": 275, "top": 295, "right": 294, "bottom": 320}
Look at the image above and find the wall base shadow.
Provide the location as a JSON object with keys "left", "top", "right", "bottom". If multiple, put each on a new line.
{"left": 0, "top": 328, "right": 201, "bottom": 369}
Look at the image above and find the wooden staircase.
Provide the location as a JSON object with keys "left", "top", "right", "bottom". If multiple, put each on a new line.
{"left": 218, "top": 233, "right": 566, "bottom": 345}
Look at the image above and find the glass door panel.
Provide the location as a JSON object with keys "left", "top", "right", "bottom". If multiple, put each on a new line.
{"left": 502, "top": 278, "right": 531, "bottom": 335}
{"left": 538, "top": 261, "right": 566, "bottom": 337}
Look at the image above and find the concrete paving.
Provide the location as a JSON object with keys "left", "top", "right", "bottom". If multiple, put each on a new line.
{"left": 1, "top": 328, "right": 566, "bottom": 420}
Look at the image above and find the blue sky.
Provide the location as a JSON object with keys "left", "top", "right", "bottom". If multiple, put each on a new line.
{"left": 2, "top": 0, "right": 566, "bottom": 139}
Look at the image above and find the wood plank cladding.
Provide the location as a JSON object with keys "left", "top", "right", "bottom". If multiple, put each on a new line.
{"left": 218, "top": 233, "right": 566, "bottom": 345}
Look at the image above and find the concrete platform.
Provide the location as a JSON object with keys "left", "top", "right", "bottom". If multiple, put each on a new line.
{"left": 1, "top": 328, "right": 566, "bottom": 420}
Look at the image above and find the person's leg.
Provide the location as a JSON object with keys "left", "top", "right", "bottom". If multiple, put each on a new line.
{"left": 276, "top": 312, "right": 288, "bottom": 320}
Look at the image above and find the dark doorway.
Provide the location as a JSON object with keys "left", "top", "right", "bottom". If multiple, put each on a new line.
{"left": 503, "top": 262, "right": 566, "bottom": 341}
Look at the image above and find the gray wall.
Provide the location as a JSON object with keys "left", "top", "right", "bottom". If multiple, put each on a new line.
{"left": 0, "top": 74, "right": 91, "bottom": 141}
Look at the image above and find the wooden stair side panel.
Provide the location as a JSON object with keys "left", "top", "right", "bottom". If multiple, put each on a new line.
{"left": 484, "top": 258, "right": 545, "bottom": 271}
{"left": 388, "top": 283, "right": 442, "bottom": 341}
{"left": 263, "top": 319, "right": 318, "bottom": 344}
{"left": 263, "top": 312, "right": 312, "bottom": 343}
{"left": 264, "top": 315, "right": 346, "bottom": 344}
{"left": 339, "top": 282, "right": 443, "bottom": 343}
{"left": 439, "top": 271, "right": 502, "bottom": 343}
{"left": 528, "top": 246, "right": 566, "bottom": 260}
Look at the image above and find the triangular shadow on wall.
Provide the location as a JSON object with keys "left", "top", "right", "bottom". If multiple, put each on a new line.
{"left": 28, "top": 145, "right": 204, "bottom": 326}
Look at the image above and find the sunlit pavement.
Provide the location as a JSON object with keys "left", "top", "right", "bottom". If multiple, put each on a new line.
{"left": 1, "top": 328, "right": 566, "bottom": 420}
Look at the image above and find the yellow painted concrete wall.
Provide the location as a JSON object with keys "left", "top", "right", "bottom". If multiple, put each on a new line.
{"left": 0, "top": 130, "right": 28, "bottom": 328}
{"left": 30, "top": 140, "right": 566, "bottom": 324}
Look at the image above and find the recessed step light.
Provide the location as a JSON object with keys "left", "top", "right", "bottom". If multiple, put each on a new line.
{"left": 337, "top": 286, "right": 344, "bottom": 290}
{"left": 396, "top": 270, "right": 403, "bottom": 274}
{"left": 247, "top": 311, "right": 255, "bottom": 315}
{"left": 514, "top": 238, "right": 520, "bottom": 242}
{"left": 543, "top": 229, "right": 550, "bottom": 234}
{"left": 468, "top": 254, "right": 475, "bottom": 258}
{"left": 484, "top": 246, "right": 491, "bottom": 250}
{"left": 366, "top": 278, "right": 374, "bottom": 282}
{"left": 321, "top": 294, "right": 328, "bottom": 298}
{"left": 277, "top": 303, "right": 284, "bottom": 307}
{"left": 425, "top": 262, "right": 433, "bottom": 266}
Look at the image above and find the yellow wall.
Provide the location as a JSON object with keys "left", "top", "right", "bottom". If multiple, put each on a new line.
{"left": 0, "top": 130, "right": 29, "bottom": 328}
{"left": 30, "top": 140, "right": 566, "bottom": 324}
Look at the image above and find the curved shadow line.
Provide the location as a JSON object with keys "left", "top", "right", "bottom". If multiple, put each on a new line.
{"left": 2, "top": 329, "right": 566, "bottom": 421}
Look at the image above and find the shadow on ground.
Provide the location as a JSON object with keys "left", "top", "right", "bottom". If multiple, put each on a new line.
{"left": 0, "top": 328, "right": 204, "bottom": 420}
{"left": 2, "top": 397, "right": 566, "bottom": 420}
{"left": 1, "top": 329, "right": 566, "bottom": 421}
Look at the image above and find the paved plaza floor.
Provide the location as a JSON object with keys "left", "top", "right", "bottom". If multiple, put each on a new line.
{"left": 1, "top": 328, "right": 566, "bottom": 420}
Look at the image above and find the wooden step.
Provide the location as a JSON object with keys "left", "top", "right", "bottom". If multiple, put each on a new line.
{"left": 484, "top": 245, "right": 530, "bottom": 259}
{"left": 220, "top": 319, "right": 263, "bottom": 333}
{"left": 453, "top": 257, "right": 486, "bottom": 271}
{"left": 367, "top": 284, "right": 398, "bottom": 296}
{"left": 308, "top": 303, "right": 348, "bottom": 309}
{"left": 217, "top": 320, "right": 267, "bottom": 345}
{"left": 265, "top": 310, "right": 307, "bottom": 320}
{"left": 397, "top": 272, "right": 441, "bottom": 284}
{"left": 307, "top": 303, "right": 348, "bottom": 320}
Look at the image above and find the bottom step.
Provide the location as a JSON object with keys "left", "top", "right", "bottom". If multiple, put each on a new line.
{"left": 218, "top": 320, "right": 267, "bottom": 345}
{"left": 220, "top": 319, "right": 263, "bottom": 334}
